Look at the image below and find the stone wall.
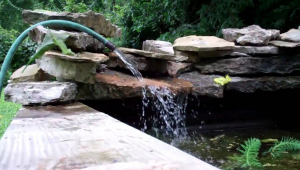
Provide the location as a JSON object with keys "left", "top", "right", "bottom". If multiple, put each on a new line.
{"left": 5, "top": 10, "right": 300, "bottom": 106}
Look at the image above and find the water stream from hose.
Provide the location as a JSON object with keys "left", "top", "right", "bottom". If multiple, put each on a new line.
{"left": 114, "top": 48, "right": 188, "bottom": 136}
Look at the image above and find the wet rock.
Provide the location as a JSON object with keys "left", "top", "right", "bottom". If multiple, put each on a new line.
{"left": 269, "top": 40, "right": 300, "bottom": 48}
{"left": 179, "top": 71, "right": 223, "bottom": 98}
{"left": 22, "top": 10, "right": 121, "bottom": 38}
{"left": 117, "top": 47, "right": 185, "bottom": 61}
{"left": 77, "top": 70, "right": 193, "bottom": 100}
{"left": 173, "top": 36, "right": 235, "bottom": 52}
{"left": 222, "top": 25, "right": 279, "bottom": 45}
{"left": 167, "top": 61, "right": 193, "bottom": 78}
{"left": 280, "top": 29, "right": 300, "bottom": 42}
{"left": 143, "top": 40, "right": 174, "bottom": 55}
{"left": 37, "top": 51, "right": 108, "bottom": 84}
{"left": 233, "top": 46, "right": 279, "bottom": 54}
{"left": 10, "top": 64, "right": 51, "bottom": 83}
{"left": 4, "top": 82, "right": 77, "bottom": 105}
{"left": 107, "top": 52, "right": 167, "bottom": 73}
{"left": 195, "top": 55, "right": 300, "bottom": 75}
{"left": 29, "top": 26, "right": 105, "bottom": 52}
{"left": 227, "top": 76, "right": 300, "bottom": 93}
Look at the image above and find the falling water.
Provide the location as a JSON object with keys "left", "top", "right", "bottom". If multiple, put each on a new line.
{"left": 113, "top": 48, "right": 143, "bottom": 81}
{"left": 114, "top": 48, "right": 188, "bottom": 136}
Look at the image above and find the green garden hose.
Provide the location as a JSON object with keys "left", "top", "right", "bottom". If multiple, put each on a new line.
{"left": 0, "top": 20, "right": 116, "bottom": 96}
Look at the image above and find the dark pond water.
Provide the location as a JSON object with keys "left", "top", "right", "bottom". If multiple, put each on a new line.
{"left": 146, "top": 126, "right": 300, "bottom": 170}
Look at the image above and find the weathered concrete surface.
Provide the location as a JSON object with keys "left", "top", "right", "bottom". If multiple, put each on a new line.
{"left": 108, "top": 52, "right": 168, "bottom": 73}
{"left": 4, "top": 82, "right": 77, "bottom": 105}
{"left": 77, "top": 70, "right": 193, "bottom": 100}
{"left": 118, "top": 47, "right": 186, "bottom": 61}
{"left": 269, "top": 40, "right": 300, "bottom": 48}
{"left": 226, "top": 76, "right": 300, "bottom": 93}
{"left": 37, "top": 51, "right": 108, "bottom": 84}
{"left": 222, "top": 25, "right": 279, "bottom": 45}
{"left": 0, "top": 102, "right": 218, "bottom": 170}
{"left": 143, "top": 40, "right": 174, "bottom": 55}
{"left": 29, "top": 25, "right": 105, "bottom": 52}
{"left": 167, "top": 61, "right": 193, "bottom": 78}
{"left": 233, "top": 46, "right": 279, "bottom": 54}
{"left": 179, "top": 71, "right": 223, "bottom": 98}
{"left": 173, "top": 36, "right": 235, "bottom": 52}
{"left": 280, "top": 29, "right": 300, "bottom": 42}
{"left": 23, "top": 10, "right": 121, "bottom": 38}
{"left": 195, "top": 56, "right": 300, "bottom": 75}
{"left": 10, "top": 64, "right": 51, "bottom": 83}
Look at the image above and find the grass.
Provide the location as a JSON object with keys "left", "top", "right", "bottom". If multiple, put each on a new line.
{"left": 0, "top": 89, "right": 21, "bottom": 138}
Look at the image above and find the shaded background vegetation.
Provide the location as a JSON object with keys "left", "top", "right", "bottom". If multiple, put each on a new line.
{"left": 1, "top": 0, "right": 300, "bottom": 84}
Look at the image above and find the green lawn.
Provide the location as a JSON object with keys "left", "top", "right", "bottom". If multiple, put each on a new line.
{"left": 0, "top": 90, "right": 21, "bottom": 138}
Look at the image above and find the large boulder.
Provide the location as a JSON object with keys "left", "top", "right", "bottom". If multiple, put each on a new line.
{"left": 37, "top": 51, "right": 109, "bottom": 84}
{"left": 4, "top": 82, "right": 77, "bottom": 105}
{"left": 29, "top": 26, "right": 105, "bottom": 52}
{"left": 107, "top": 52, "right": 168, "bottom": 74}
{"left": 10, "top": 64, "right": 51, "bottom": 83}
{"left": 195, "top": 55, "right": 300, "bottom": 75}
{"left": 143, "top": 40, "right": 174, "bottom": 55}
{"left": 173, "top": 36, "right": 235, "bottom": 52}
{"left": 77, "top": 70, "right": 193, "bottom": 100}
{"left": 222, "top": 25, "right": 279, "bottom": 45}
{"left": 22, "top": 10, "right": 121, "bottom": 38}
{"left": 227, "top": 76, "right": 300, "bottom": 93}
{"left": 280, "top": 29, "right": 300, "bottom": 42}
{"left": 178, "top": 71, "right": 223, "bottom": 98}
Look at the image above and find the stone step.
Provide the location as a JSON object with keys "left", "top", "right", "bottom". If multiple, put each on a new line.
{"left": 195, "top": 55, "right": 300, "bottom": 75}
{"left": 77, "top": 70, "right": 193, "bottom": 100}
{"left": 23, "top": 10, "right": 121, "bottom": 38}
{"left": 10, "top": 64, "right": 51, "bottom": 83}
{"left": 4, "top": 82, "right": 77, "bottom": 105}
{"left": 29, "top": 25, "right": 105, "bottom": 52}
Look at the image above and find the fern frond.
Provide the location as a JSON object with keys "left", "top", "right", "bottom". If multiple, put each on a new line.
{"left": 231, "top": 138, "right": 262, "bottom": 168}
{"left": 267, "top": 136, "right": 300, "bottom": 158}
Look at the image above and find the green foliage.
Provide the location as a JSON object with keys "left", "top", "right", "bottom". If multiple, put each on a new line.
{"left": 267, "top": 137, "right": 300, "bottom": 158}
{"left": 0, "top": 89, "right": 21, "bottom": 138}
{"left": 63, "top": 0, "right": 88, "bottom": 12}
{"left": 231, "top": 138, "right": 262, "bottom": 168}
{"left": 23, "top": 29, "right": 73, "bottom": 72}
{"left": 0, "top": 27, "right": 37, "bottom": 86}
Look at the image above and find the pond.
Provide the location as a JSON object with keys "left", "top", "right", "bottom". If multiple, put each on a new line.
{"left": 146, "top": 126, "right": 300, "bottom": 170}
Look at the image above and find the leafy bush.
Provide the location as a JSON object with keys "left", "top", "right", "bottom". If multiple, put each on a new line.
{"left": 0, "top": 27, "right": 37, "bottom": 86}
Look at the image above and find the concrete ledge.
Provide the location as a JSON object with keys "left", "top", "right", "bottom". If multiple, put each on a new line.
{"left": 0, "top": 102, "right": 218, "bottom": 170}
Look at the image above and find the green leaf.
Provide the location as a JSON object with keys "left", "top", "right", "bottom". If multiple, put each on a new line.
{"left": 22, "top": 32, "right": 56, "bottom": 73}
{"left": 267, "top": 137, "right": 300, "bottom": 158}
{"left": 50, "top": 31, "right": 75, "bottom": 56}
{"left": 214, "top": 75, "right": 231, "bottom": 86}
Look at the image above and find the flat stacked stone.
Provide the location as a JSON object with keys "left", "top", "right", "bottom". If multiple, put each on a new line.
{"left": 23, "top": 10, "right": 121, "bottom": 38}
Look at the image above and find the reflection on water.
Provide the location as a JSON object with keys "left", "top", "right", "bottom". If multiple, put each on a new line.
{"left": 146, "top": 127, "right": 300, "bottom": 170}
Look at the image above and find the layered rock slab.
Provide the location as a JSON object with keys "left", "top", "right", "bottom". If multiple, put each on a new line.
{"left": 173, "top": 36, "right": 235, "bottom": 52}
{"left": 227, "top": 76, "right": 300, "bottom": 93}
{"left": 269, "top": 41, "right": 300, "bottom": 48}
{"left": 77, "top": 70, "right": 193, "bottom": 100}
{"left": 23, "top": 10, "right": 121, "bottom": 38}
{"left": 37, "top": 51, "right": 109, "bottom": 84}
{"left": 178, "top": 71, "right": 223, "bottom": 98}
{"left": 280, "top": 29, "right": 300, "bottom": 42}
{"left": 196, "top": 55, "right": 300, "bottom": 75}
{"left": 107, "top": 52, "right": 168, "bottom": 74}
{"left": 4, "top": 82, "right": 77, "bottom": 105}
{"left": 167, "top": 62, "right": 193, "bottom": 78}
{"left": 222, "top": 25, "right": 279, "bottom": 45}
{"left": 10, "top": 64, "right": 51, "bottom": 83}
{"left": 29, "top": 25, "right": 105, "bottom": 52}
{"left": 143, "top": 40, "right": 174, "bottom": 55}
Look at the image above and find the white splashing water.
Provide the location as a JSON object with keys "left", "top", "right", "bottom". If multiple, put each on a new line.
{"left": 114, "top": 48, "right": 188, "bottom": 136}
